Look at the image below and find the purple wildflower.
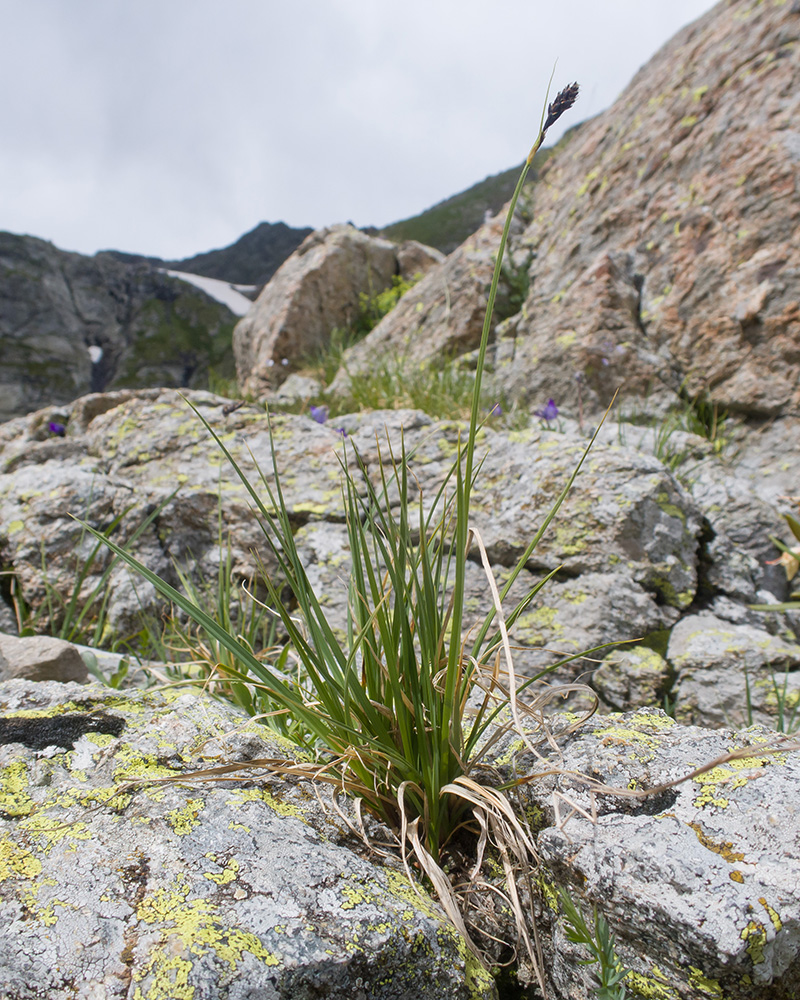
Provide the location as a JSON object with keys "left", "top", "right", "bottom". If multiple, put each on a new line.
{"left": 488, "top": 403, "right": 502, "bottom": 417}
{"left": 48, "top": 421, "right": 66, "bottom": 436}
{"left": 309, "top": 404, "right": 329, "bottom": 424}
{"left": 334, "top": 427, "right": 348, "bottom": 437}
{"left": 534, "top": 399, "right": 559, "bottom": 422}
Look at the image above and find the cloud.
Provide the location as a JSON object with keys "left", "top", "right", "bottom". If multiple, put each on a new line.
{"left": 0, "top": 0, "right": 718, "bottom": 258}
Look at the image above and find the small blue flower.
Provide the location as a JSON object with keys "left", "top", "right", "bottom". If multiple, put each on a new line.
{"left": 309, "top": 405, "right": 329, "bottom": 424}
{"left": 334, "top": 427, "right": 348, "bottom": 437}
{"left": 48, "top": 421, "right": 66, "bottom": 436}
{"left": 488, "top": 403, "right": 502, "bottom": 417}
{"left": 534, "top": 399, "right": 559, "bottom": 421}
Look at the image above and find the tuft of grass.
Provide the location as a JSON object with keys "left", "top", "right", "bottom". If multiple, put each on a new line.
{"left": 327, "top": 352, "right": 482, "bottom": 420}
{"left": 81, "top": 83, "right": 593, "bottom": 989}
{"left": 8, "top": 493, "right": 174, "bottom": 649}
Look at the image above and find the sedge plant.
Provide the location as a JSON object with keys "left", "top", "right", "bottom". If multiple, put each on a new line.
{"left": 80, "top": 82, "right": 587, "bottom": 984}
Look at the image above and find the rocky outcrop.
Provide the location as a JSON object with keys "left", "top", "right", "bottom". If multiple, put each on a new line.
{"left": 0, "top": 232, "right": 237, "bottom": 422}
{"left": 1, "top": 681, "right": 798, "bottom": 998}
{"left": 0, "top": 389, "right": 797, "bottom": 729}
{"left": 233, "top": 226, "right": 443, "bottom": 398}
{"left": 521, "top": 708, "right": 800, "bottom": 1000}
{"left": 0, "top": 633, "right": 87, "bottom": 683}
{"left": 336, "top": 0, "right": 800, "bottom": 423}
{"left": 0, "top": 679, "right": 494, "bottom": 1000}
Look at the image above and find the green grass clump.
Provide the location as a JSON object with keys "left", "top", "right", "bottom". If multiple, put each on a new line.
{"left": 83, "top": 83, "right": 595, "bottom": 990}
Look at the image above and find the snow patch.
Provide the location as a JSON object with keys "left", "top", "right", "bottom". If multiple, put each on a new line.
{"left": 162, "top": 269, "right": 255, "bottom": 316}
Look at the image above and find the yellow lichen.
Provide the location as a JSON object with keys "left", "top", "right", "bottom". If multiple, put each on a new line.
{"left": 688, "top": 966, "right": 723, "bottom": 997}
{"left": 687, "top": 822, "right": 745, "bottom": 863}
{"left": 133, "top": 878, "right": 280, "bottom": 1000}
{"left": 166, "top": 798, "right": 205, "bottom": 835}
{"left": 0, "top": 760, "right": 35, "bottom": 817}
{"left": 227, "top": 787, "right": 305, "bottom": 820}
{"left": 203, "top": 857, "right": 239, "bottom": 886}
{"left": 0, "top": 834, "right": 42, "bottom": 881}
{"left": 740, "top": 919, "right": 767, "bottom": 964}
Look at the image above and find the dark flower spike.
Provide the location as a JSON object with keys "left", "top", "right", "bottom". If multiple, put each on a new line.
{"left": 543, "top": 82, "right": 579, "bottom": 133}
{"left": 528, "top": 81, "right": 580, "bottom": 164}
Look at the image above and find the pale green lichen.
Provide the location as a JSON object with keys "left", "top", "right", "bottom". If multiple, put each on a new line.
{"left": 203, "top": 856, "right": 239, "bottom": 886}
{"left": 226, "top": 787, "right": 306, "bottom": 820}
{"left": 0, "top": 834, "right": 42, "bottom": 881}
{"left": 625, "top": 965, "right": 679, "bottom": 999}
{"left": 692, "top": 752, "right": 777, "bottom": 809}
{"left": 592, "top": 708, "right": 675, "bottom": 748}
{"left": 19, "top": 813, "right": 92, "bottom": 853}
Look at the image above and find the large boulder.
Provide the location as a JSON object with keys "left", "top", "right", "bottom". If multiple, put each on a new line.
{"left": 1, "top": 683, "right": 799, "bottom": 998}
{"left": 522, "top": 708, "right": 800, "bottom": 999}
{"left": 328, "top": 218, "right": 510, "bottom": 393}
{"left": 334, "top": 0, "right": 800, "bottom": 424}
{"left": 233, "top": 225, "right": 442, "bottom": 398}
{"left": 0, "top": 680, "right": 494, "bottom": 1000}
{"left": 0, "top": 232, "right": 238, "bottom": 423}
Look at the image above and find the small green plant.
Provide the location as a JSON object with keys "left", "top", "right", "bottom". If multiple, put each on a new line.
{"left": 8, "top": 493, "right": 174, "bottom": 649}
{"left": 679, "top": 386, "right": 727, "bottom": 451}
{"left": 207, "top": 367, "right": 243, "bottom": 399}
{"left": 355, "top": 273, "right": 420, "bottom": 336}
{"left": 557, "top": 887, "right": 631, "bottom": 1000}
{"left": 328, "top": 351, "right": 482, "bottom": 420}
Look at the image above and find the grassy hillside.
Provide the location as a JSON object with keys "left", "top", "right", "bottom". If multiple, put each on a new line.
{"left": 378, "top": 123, "right": 585, "bottom": 254}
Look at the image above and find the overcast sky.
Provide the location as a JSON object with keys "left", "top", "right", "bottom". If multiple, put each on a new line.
{"left": 1, "top": 0, "right": 718, "bottom": 261}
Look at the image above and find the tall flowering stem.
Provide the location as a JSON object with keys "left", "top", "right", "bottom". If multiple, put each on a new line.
{"left": 445, "top": 82, "right": 579, "bottom": 702}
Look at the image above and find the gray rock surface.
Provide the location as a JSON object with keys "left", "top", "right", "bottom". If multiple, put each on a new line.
{"left": 669, "top": 612, "right": 800, "bottom": 729}
{"left": 2, "top": 389, "right": 797, "bottom": 728}
{"left": 2, "top": 682, "right": 798, "bottom": 999}
{"left": 0, "top": 680, "right": 495, "bottom": 1000}
{"left": 0, "top": 633, "right": 88, "bottom": 683}
{"left": 0, "top": 232, "right": 238, "bottom": 422}
{"left": 517, "top": 708, "right": 800, "bottom": 1000}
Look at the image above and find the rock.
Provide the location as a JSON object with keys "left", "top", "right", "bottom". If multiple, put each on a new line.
{"left": 0, "top": 633, "right": 88, "bottom": 683}
{"left": 591, "top": 643, "right": 670, "bottom": 712}
{"left": 395, "top": 239, "right": 446, "bottom": 280}
{"left": 329, "top": 218, "right": 509, "bottom": 394}
{"left": 0, "top": 680, "right": 495, "bottom": 1000}
{"left": 233, "top": 225, "right": 399, "bottom": 398}
{"left": 2, "top": 685, "right": 798, "bottom": 999}
{"left": 335, "top": 1, "right": 800, "bottom": 424}
{"left": 0, "top": 395, "right": 703, "bottom": 684}
{"left": 520, "top": 708, "right": 800, "bottom": 999}
{"left": 669, "top": 612, "right": 800, "bottom": 729}
{"left": 0, "top": 232, "right": 238, "bottom": 422}
{"left": 270, "top": 372, "right": 324, "bottom": 407}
